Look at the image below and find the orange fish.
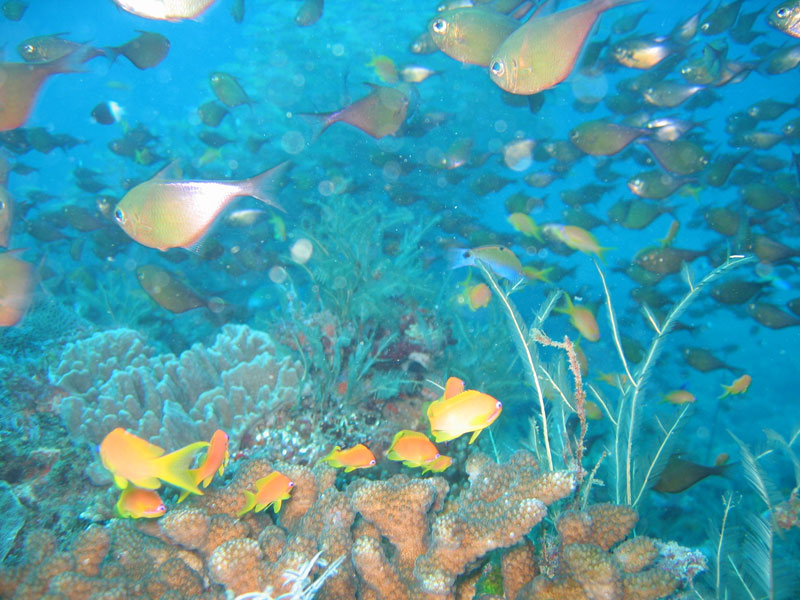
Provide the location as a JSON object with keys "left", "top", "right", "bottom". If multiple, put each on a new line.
{"left": 386, "top": 430, "right": 440, "bottom": 468}
{"left": 112, "top": 0, "right": 219, "bottom": 20}
{"left": 662, "top": 389, "right": 696, "bottom": 405}
{"left": 556, "top": 295, "right": 600, "bottom": 342}
{"left": 718, "top": 374, "right": 752, "bottom": 399}
{"left": 302, "top": 83, "right": 413, "bottom": 139}
{"left": 99, "top": 428, "right": 209, "bottom": 495}
{"left": 115, "top": 487, "right": 167, "bottom": 519}
{"left": 0, "top": 252, "right": 33, "bottom": 327}
{"left": 238, "top": 471, "right": 294, "bottom": 516}
{"left": 113, "top": 161, "right": 286, "bottom": 251}
{"left": 318, "top": 444, "right": 377, "bottom": 472}
{"left": 0, "top": 47, "right": 89, "bottom": 131}
{"left": 542, "top": 224, "right": 612, "bottom": 261}
{"left": 489, "top": 0, "right": 640, "bottom": 95}
{"left": 584, "top": 400, "right": 603, "bottom": 420}
{"left": 428, "top": 377, "right": 502, "bottom": 444}
{"left": 178, "top": 429, "right": 229, "bottom": 502}
{"left": 421, "top": 454, "right": 452, "bottom": 474}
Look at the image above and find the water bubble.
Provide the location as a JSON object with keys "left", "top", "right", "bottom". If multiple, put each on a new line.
{"left": 269, "top": 266, "right": 288, "bottom": 284}
{"left": 281, "top": 131, "right": 305, "bottom": 155}
{"left": 290, "top": 238, "right": 313, "bottom": 264}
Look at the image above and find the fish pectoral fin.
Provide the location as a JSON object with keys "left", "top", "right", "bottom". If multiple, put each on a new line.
{"left": 468, "top": 429, "right": 483, "bottom": 445}
{"left": 113, "top": 474, "right": 131, "bottom": 489}
{"left": 177, "top": 490, "right": 190, "bottom": 503}
{"left": 129, "top": 476, "right": 161, "bottom": 490}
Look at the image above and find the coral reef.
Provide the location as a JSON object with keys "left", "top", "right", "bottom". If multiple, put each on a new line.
{"left": 0, "top": 448, "right": 703, "bottom": 600}
{"left": 50, "top": 324, "right": 304, "bottom": 451}
{"left": 516, "top": 503, "right": 706, "bottom": 600}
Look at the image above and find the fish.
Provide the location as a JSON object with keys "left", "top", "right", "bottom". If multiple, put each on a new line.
{"left": 115, "top": 487, "right": 167, "bottom": 519}
{"left": 555, "top": 295, "right": 600, "bottom": 342}
{"left": 507, "top": 212, "right": 541, "bottom": 239}
{"left": 17, "top": 33, "right": 97, "bottom": 63}
{"left": 489, "top": 0, "right": 640, "bottom": 95}
{"left": 91, "top": 100, "right": 125, "bottom": 125}
{"left": 700, "top": 0, "right": 742, "bottom": 35}
{"left": 662, "top": 389, "right": 695, "bottom": 405}
{"left": 295, "top": 0, "right": 323, "bottom": 26}
{"left": 768, "top": 1, "right": 800, "bottom": 38}
{"left": 747, "top": 302, "right": 800, "bottom": 329}
{"left": 106, "top": 31, "right": 170, "bottom": 70}
{"left": 642, "top": 140, "right": 710, "bottom": 175}
{"left": 113, "top": 161, "right": 286, "bottom": 251}
{"left": 457, "top": 282, "right": 492, "bottom": 310}
{"left": 112, "top": 0, "right": 219, "bottom": 20}
{"left": 718, "top": 374, "right": 751, "bottom": 399}
{"left": 569, "top": 120, "right": 645, "bottom": 156}
{"left": 429, "top": 8, "right": 519, "bottom": 67}
{"left": 366, "top": 53, "right": 398, "bottom": 84}
{"left": 318, "top": 444, "right": 377, "bottom": 472}
{"left": 681, "top": 347, "right": 739, "bottom": 373}
{"left": 385, "top": 430, "right": 440, "bottom": 468}
{"left": 98, "top": 428, "right": 209, "bottom": 494}
{"left": 0, "top": 47, "right": 89, "bottom": 131}
{"left": 653, "top": 454, "right": 732, "bottom": 493}
{"left": 710, "top": 280, "right": 766, "bottom": 305}
{"left": 209, "top": 71, "right": 252, "bottom": 108}
{"left": 643, "top": 81, "right": 704, "bottom": 108}
{"left": 447, "top": 245, "right": 525, "bottom": 284}
{"left": 399, "top": 64, "right": 440, "bottom": 83}
{"left": 420, "top": 455, "right": 452, "bottom": 474}
{"left": 542, "top": 224, "right": 612, "bottom": 260}
{"left": 0, "top": 251, "right": 32, "bottom": 327}
{"left": 427, "top": 377, "right": 502, "bottom": 444}
{"left": 611, "top": 35, "right": 683, "bottom": 70}
{"left": 634, "top": 246, "right": 707, "bottom": 275}
{"left": 302, "top": 83, "right": 413, "bottom": 139}
{"left": 231, "top": 0, "right": 244, "bottom": 22}
{"left": 628, "top": 171, "right": 696, "bottom": 200}
{"left": 2, "top": 0, "right": 26, "bottom": 21}
{"left": 237, "top": 471, "right": 294, "bottom": 516}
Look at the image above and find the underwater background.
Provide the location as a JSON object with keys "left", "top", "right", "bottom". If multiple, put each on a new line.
{"left": 0, "top": 0, "right": 799, "bottom": 598}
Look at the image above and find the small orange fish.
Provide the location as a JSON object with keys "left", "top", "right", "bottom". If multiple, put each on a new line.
{"left": 319, "top": 444, "right": 377, "bottom": 472}
{"left": 428, "top": 377, "right": 502, "bottom": 444}
{"left": 178, "top": 429, "right": 229, "bottom": 502}
{"left": 556, "top": 296, "right": 600, "bottom": 342}
{"left": 113, "top": 161, "right": 286, "bottom": 251}
{"left": 99, "top": 428, "right": 209, "bottom": 495}
{"left": 507, "top": 213, "right": 542, "bottom": 239}
{"left": 421, "top": 454, "right": 452, "bottom": 474}
{"left": 238, "top": 471, "right": 294, "bottom": 516}
{"left": 0, "top": 252, "right": 33, "bottom": 327}
{"left": 584, "top": 400, "right": 603, "bottom": 420}
{"left": 718, "top": 374, "right": 752, "bottom": 399}
{"left": 112, "top": 0, "right": 219, "bottom": 20}
{"left": 302, "top": 83, "right": 413, "bottom": 139}
{"left": 457, "top": 281, "right": 491, "bottom": 311}
{"left": 366, "top": 52, "right": 399, "bottom": 84}
{"left": 386, "top": 430, "right": 440, "bottom": 468}
{"left": 0, "top": 47, "right": 89, "bottom": 131}
{"left": 662, "top": 390, "right": 696, "bottom": 405}
{"left": 115, "top": 487, "right": 167, "bottom": 519}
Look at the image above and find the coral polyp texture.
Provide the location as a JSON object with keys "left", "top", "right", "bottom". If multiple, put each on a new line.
{"left": 0, "top": 448, "right": 703, "bottom": 599}
{"left": 50, "top": 324, "right": 304, "bottom": 449}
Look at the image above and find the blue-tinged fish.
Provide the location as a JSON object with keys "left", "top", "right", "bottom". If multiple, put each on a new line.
{"left": 447, "top": 245, "right": 525, "bottom": 284}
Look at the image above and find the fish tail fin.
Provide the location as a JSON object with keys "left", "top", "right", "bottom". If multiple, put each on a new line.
{"left": 316, "top": 446, "right": 341, "bottom": 467}
{"left": 152, "top": 441, "right": 208, "bottom": 496}
{"left": 243, "top": 161, "right": 289, "bottom": 212}
{"left": 717, "top": 385, "right": 732, "bottom": 400}
{"left": 597, "top": 246, "right": 615, "bottom": 263}
{"left": 237, "top": 490, "right": 256, "bottom": 517}
{"left": 296, "top": 112, "right": 336, "bottom": 140}
{"left": 593, "top": 0, "right": 642, "bottom": 11}
{"left": 102, "top": 46, "right": 122, "bottom": 64}
{"left": 177, "top": 490, "right": 190, "bottom": 503}
{"left": 446, "top": 247, "right": 471, "bottom": 271}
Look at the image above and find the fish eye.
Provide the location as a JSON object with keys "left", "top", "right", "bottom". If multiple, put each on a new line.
{"left": 700, "top": 22, "right": 709, "bottom": 31}
{"left": 288, "top": 480, "right": 295, "bottom": 487}
{"left": 432, "top": 18, "right": 448, "bottom": 34}
{"left": 369, "top": 459, "right": 376, "bottom": 465}
{"left": 114, "top": 207, "right": 126, "bottom": 224}
{"left": 490, "top": 60, "right": 505, "bottom": 77}
{"left": 434, "top": 453, "right": 440, "bottom": 459}
{"left": 495, "top": 401, "right": 502, "bottom": 409}
{"left": 776, "top": 7, "right": 789, "bottom": 18}
{"left": 22, "top": 43, "right": 34, "bottom": 54}
{"left": 157, "top": 504, "right": 166, "bottom": 511}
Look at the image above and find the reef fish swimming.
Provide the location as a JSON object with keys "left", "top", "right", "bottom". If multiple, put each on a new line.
{"left": 113, "top": 162, "right": 286, "bottom": 251}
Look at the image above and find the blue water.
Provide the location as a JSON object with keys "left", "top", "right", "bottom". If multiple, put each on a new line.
{"left": 1, "top": 0, "right": 799, "bottom": 598}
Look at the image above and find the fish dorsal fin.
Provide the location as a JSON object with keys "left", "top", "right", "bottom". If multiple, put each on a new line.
{"left": 151, "top": 160, "right": 182, "bottom": 182}
{"left": 444, "top": 376, "right": 465, "bottom": 400}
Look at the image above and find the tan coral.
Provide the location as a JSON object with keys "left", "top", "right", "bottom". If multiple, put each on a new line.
{"left": 159, "top": 508, "right": 210, "bottom": 551}
{"left": 621, "top": 569, "right": 678, "bottom": 600}
{"left": 257, "top": 525, "right": 287, "bottom": 562}
{"left": 71, "top": 525, "right": 110, "bottom": 577}
{"left": 614, "top": 537, "right": 659, "bottom": 574}
{"left": 351, "top": 535, "right": 407, "bottom": 600}
{"left": 564, "top": 543, "right": 622, "bottom": 600}
{"left": 501, "top": 540, "right": 538, "bottom": 600}
{"left": 208, "top": 538, "right": 264, "bottom": 596}
{"left": 145, "top": 557, "right": 204, "bottom": 599}
{"left": 586, "top": 504, "right": 638, "bottom": 551}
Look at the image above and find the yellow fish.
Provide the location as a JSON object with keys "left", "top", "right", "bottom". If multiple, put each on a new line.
{"left": 555, "top": 295, "right": 600, "bottom": 342}
{"left": 99, "top": 428, "right": 209, "bottom": 495}
{"left": 662, "top": 390, "right": 696, "bottom": 405}
{"left": 113, "top": 161, "right": 286, "bottom": 251}
{"left": 420, "top": 454, "right": 452, "bottom": 474}
{"left": 489, "top": 0, "right": 640, "bottom": 95}
{"left": 427, "top": 377, "right": 502, "bottom": 444}
{"left": 718, "top": 374, "right": 752, "bottom": 399}
{"left": 366, "top": 52, "right": 399, "bottom": 84}
{"left": 318, "top": 444, "right": 377, "bottom": 472}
